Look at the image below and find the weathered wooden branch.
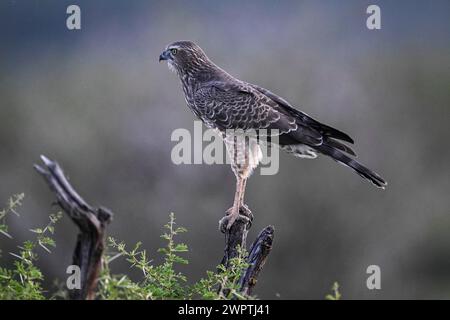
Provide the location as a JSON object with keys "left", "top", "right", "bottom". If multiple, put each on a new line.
{"left": 219, "top": 205, "right": 253, "bottom": 268}
{"left": 219, "top": 205, "right": 275, "bottom": 297}
{"left": 34, "top": 155, "right": 112, "bottom": 300}
{"left": 238, "top": 225, "right": 274, "bottom": 296}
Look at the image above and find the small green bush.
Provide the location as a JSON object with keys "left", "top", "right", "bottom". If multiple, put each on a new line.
{"left": 98, "top": 212, "right": 251, "bottom": 300}
{"left": 0, "top": 194, "right": 61, "bottom": 300}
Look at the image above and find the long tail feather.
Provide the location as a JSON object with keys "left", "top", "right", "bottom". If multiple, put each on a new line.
{"left": 316, "top": 144, "right": 387, "bottom": 189}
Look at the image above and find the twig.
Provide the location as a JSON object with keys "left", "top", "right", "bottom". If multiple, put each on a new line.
{"left": 34, "top": 155, "right": 112, "bottom": 300}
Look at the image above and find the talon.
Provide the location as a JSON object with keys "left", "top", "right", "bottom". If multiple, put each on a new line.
{"left": 219, "top": 206, "right": 238, "bottom": 232}
{"left": 226, "top": 206, "right": 239, "bottom": 230}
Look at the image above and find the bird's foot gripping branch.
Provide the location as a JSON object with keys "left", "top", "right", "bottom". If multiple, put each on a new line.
{"left": 219, "top": 204, "right": 253, "bottom": 234}
{"left": 219, "top": 204, "right": 274, "bottom": 298}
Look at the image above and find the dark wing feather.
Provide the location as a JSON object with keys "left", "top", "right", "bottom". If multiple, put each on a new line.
{"left": 193, "top": 81, "right": 323, "bottom": 146}
{"left": 249, "top": 84, "right": 354, "bottom": 144}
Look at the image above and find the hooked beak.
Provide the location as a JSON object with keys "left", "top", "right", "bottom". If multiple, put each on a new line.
{"left": 159, "top": 50, "right": 170, "bottom": 62}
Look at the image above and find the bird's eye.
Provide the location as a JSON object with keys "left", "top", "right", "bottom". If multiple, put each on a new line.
{"left": 170, "top": 48, "right": 178, "bottom": 55}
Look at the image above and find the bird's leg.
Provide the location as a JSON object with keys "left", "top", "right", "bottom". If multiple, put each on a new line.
{"left": 226, "top": 177, "right": 245, "bottom": 229}
{"left": 220, "top": 176, "right": 253, "bottom": 232}
{"left": 237, "top": 178, "right": 252, "bottom": 214}
{"left": 239, "top": 178, "right": 247, "bottom": 204}
{"left": 240, "top": 178, "right": 253, "bottom": 221}
{"left": 220, "top": 136, "right": 253, "bottom": 231}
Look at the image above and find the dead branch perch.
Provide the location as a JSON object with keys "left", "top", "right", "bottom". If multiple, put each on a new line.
{"left": 219, "top": 205, "right": 275, "bottom": 297}
{"left": 220, "top": 205, "right": 253, "bottom": 268}
{"left": 34, "top": 155, "right": 112, "bottom": 300}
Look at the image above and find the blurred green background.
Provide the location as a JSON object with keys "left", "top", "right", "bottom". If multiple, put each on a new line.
{"left": 0, "top": 0, "right": 449, "bottom": 299}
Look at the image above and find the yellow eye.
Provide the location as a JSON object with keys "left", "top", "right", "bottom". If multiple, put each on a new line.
{"left": 170, "top": 48, "right": 178, "bottom": 55}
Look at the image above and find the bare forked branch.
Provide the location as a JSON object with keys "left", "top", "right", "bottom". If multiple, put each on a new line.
{"left": 34, "top": 155, "right": 112, "bottom": 300}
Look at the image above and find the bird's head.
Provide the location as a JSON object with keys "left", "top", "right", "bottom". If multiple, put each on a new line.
{"left": 159, "top": 41, "right": 212, "bottom": 76}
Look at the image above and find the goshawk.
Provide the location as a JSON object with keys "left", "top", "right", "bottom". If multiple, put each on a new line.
{"left": 159, "top": 41, "right": 387, "bottom": 229}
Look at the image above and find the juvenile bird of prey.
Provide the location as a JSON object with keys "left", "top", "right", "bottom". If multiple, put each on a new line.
{"left": 159, "top": 41, "right": 387, "bottom": 229}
